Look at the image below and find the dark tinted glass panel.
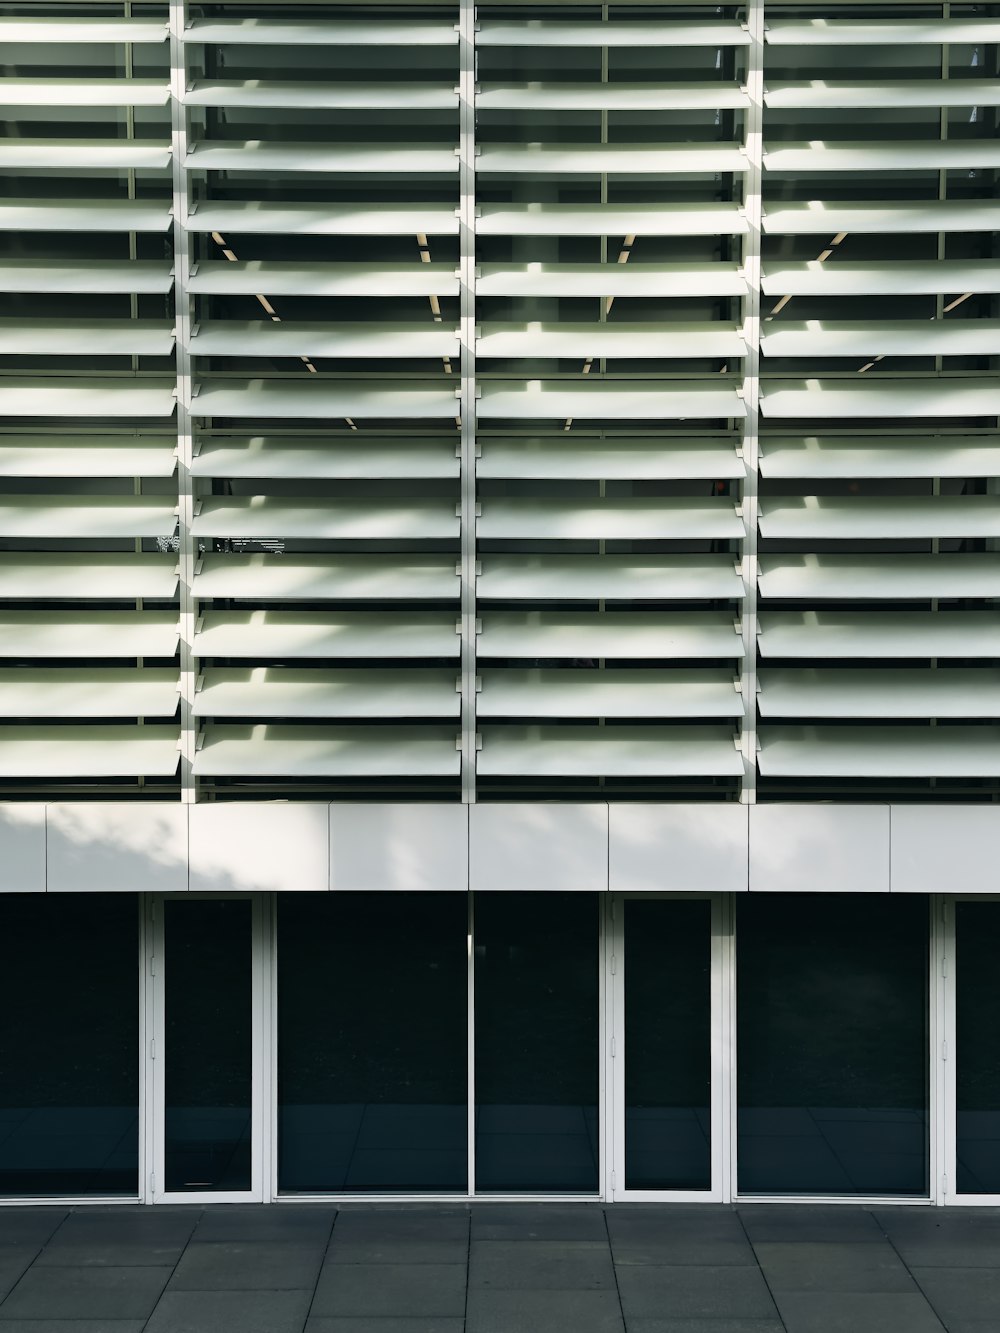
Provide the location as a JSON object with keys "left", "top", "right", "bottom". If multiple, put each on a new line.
{"left": 625, "top": 899, "right": 711, "bottom": 1190}
{"left": 475, "top": 893, "right": 598, "bottom": 1193}
{"left": 957, "top": 902, "right": 1000, "bottom": 1194}
{"left": 0, "top": 895, "right": 138, "bottom": 1196}
{"left": 164, "top": 899, "right": 252, "bottom": 1192}
{"left": 738, "top": 895, "right": 929, "bottom": 1196}
{"left": 278, "top": 894, "right": 467, "bottom": 1193}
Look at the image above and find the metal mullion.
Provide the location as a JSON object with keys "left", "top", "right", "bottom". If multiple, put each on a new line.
{"left": 459, "top": 0, "right": 478, "bottom": 805}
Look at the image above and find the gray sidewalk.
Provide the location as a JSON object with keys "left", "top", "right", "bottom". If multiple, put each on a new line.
{"left": 0, "top": 1202, "right": 998, "bottom": 1333}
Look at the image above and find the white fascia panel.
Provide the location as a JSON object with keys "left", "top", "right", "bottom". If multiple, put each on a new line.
{"left": 761, "top": 321, "right": 1000, "bottom": 359}
{"left": 758, "top": 668, "right": 1000, "bottom": 719}
{"left": 479, "top": 497, "right": 744, "bottom": 541}
{"left": 190, "top": 322, "right": 459, "bottom": 359}
{"left": 0, "top": 613, "right": 178, "bottom": 659}
{"left": 761, "top": 261, "right": 1000, "bottom": 296}
{"left": 758, "top": 612, "right": 1000, "bottom": 659}
{"left": 0, "top": 379, "right": 176, "bottom": 418}
{"left": 477, "top": 203, "right": 748, "bottom": 237}
{"left": 478, "top": 83, "right": 749, "bottom": 112}
{"left": 765, "top": 80, "right": 1000, "bottom": 110}
{"left": 477, "top": 726, "right": 745, "bottom": 777}
{"left": 194, "top": 612, "right": 460, "bottom": 660}
{"left": 479, "top": 613, "right": 742, "bottom": 659}
{"left": 190, "top": 380, "right": 459, "bottom": 421}
{"left": 0, "top": 261, "right": 172, "bottom": 295}
{"left": 330, "top": 804, "right": 468, "bottom": 892}
{"left": 188, "top": 262, "right": 458, "bottom": 297}
{"left": 476, "top": 21, "right": 750, "bottom": 47}
{"left": 759, "top": 379, "right": 1000, "bottom": 420}
{"left": 0, "top": 19, "right": 167, "bottom": 42}
{"left": 0, "top": 199, "right": 172, "bottom": 233}
{"left": 478, "top": 437, "right": 744, "bottom": 480}
{"left": 183, "top": 20, "right": 459, "bottom": 46}
{"left": 193, "top": 555, "right": 458, "bottom": 602}
{"left": 764, "top": 142, "right": 1000, "bottom": 173}
{"left": 0, "top": 140, "right": 171, "bottom": 170}
{"left": 192, "top": 726, "right": 461, "bottom": 777}
{"left": 477, "top": 143, "right": 747, "bottom": 174}
{"left": 192, "top": 438, "right": 458, "bottom": 479}
{"left": 477, "top": 669, "right": 743, "bottom": 719}
{"left": 757, "top": 726, "right": 1000, "bottom": 777}
{"left": 0, "top": 727, "right": 180, "bottom": 778}
{"left": 190, "top": 803, "right": 329, "bottom": 893}
{"left": 186, "top": 81, "right": 457, "bottom": 110}
{"left": 477, "top": 383, "right": 745, "bottom": 421}
{"left": 749, "top": 804, "right": 889, "bottom": 893}
{"left": 759, "top": 497, "right": 1000, "bottom": 541}
{"left": 0, "top": 439, "right": 176, "bottom": 477}
{"left": 469, "top": 803, "right": 608, "bottom": 892}
{"left": 195, "top": 668, "right": 459, "bottom": 719}
{"left": 0, "top": 804, "right": 46, "bottom": 892}
{"left": 0, "top": 498, "right": 176, "bottom": 539}
{"left": 478, "top": 555, "right": 744, "bottom": 601}
{"left": 0, "top": 79, "right": 169, "bottom": 107}
{"left": 0, "top": 669, "right": 178, "bottom": 718}
{"left": 477, "top": 263, "right": 747, "bottom": 298}
{"left": 191, "top": 498, "right": 458, "bottom": 542}
{"left": 477, "top": 323, "right": 746, "bottom": 359}
{"left": 47, "top": 803, "right": 186, "bottom": 893}
{"left": 0, "top": 320, "right": 174, "bottom": 357}
{"left": 760, "top": 437, "right": 1000, "bottom": 479}
{"left": 0, "top": 555, "right": 177, "bottom": 601}
{"left": 891, "top": 806, "right": 1000, "bottom": 893}
{"left": 762, "top": 200, "right": 1000, "bottom": 235}
{"left": 186, "top": 201, "right": 460, "bottom": 237}
{"left": 758, "top": 556, "right": 1000, "bottom": 601}
{"left": 186, "top": 142, "right": 459, "bottom": 174}
{"left": 610, "top": 803, "right": 749, "bottom": 892}
{"left": 764, "top": 19, "right": 1000, "bottom": 45}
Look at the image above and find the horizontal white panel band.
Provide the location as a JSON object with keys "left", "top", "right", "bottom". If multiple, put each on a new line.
{"left": 759, "top": 378, "right": 1000, "bottom": 419}
{"left": 476, "top": 21, "right": 750, "bottom": 47}
{"left": 0, "top": 19, "right": 166, "bottom": 42}
{"left": 191, "top": 498, "right": 459, "bottom": 541}
{"left": 190, "top": 322, "right": 459, "bottom": 359}
{"left": 186, "top": 201, "right": 459, "bottom": 237}
{"left": 478, "top": 262, "right": 747, "bottom": 297}
{"left": 0, "top": 199, "right": 171, "bottom": 233}
{"left": 0, "top": 669, "right": 178, "bottom": 719}
{"left": 760, "top": 436, "right": 1000, "bottom": 478}
{"left": 193, "top": 726, "right": 461, "bottom": 777}
{"left": 762, "top": 260, "right": 1000, "bottom": 296}
{"left": 477, "top": 322, "right": 746, "bottom": 359}
{"left": 193, "top": 555, "right": 459, "bottom": 602}
{"left": 478, "top": 555, "right": 744, "bottom": 601}
{"left": 477, "top": 143, "right": 747, "bottom": 174}
{"left": 477, "top": 382, "right": 745, "bottom": 421}
{"left": 194, "top": 668, "right": 459, "bottom": 719}
{"left": 478, "top": 669, "right": 743, "bottom": 718}
{"left": 182, "top": 20, "right": 459, "bottom": 46}
{"left": 762, "top": 321, "right": 1000, "bottom": 358}
{"left": 764, "top": 19, "right": 1000, "bottom": 45}
{"left": 0, "top": 79, "right": 169, "bottom": 107}
{"left": 758, "top": 555, "right": 1000, "bottom": 601}
{"left": 758, "top": 668, "right": 1000, "bottom": 719}
{"left": 759, "top": 497, "right": 1000, "bottom": 540}
{"left": 0, "top": 379, "right": 176, "bottom": 418}
{"left": 0, "top": 319, "right": 175, "bottom": 358}
{"left": 766, "top": 80, "right": 1000, "bottom": 110}
{"left": 0, "top": 438, "right": 176, "bottom": 478}
{"left": 0, "top": 497, "right": 177, "bottom": 540}
{"left": 759, "top": 612, "right": 1000, "bottom": 659}
{"left": 477, "top": 726, "right": 745, "bottom": 777}
{"left": 0, "top": 727, "right": 179, "bottom": 778}
{"left": 188, "top": 261, "right": 458, "bottom": 297}
{"left": 762, "top": 200, "right": 1000, "bottom": 235}
{"left": 479, "top": 612, "right": 742, "bottom": 658}
{"left": 478, "top": 82, "right": 749, "bottom": 111}
{"left": 479, "top": 497, "right": 744, "bottom": 540}
{"left": 476, "top": 202, "right": 748, "bottom": 237}
{"left": 0, "top": 260, "right": 173, "bottom": 294}
{"left": 758, "top": 726, "right": 1000, "bottom": 778}
{"left": 0, "top": 613, "right": 179, "bottom": 659}
{"left": 190, "top": 379, "right": 459, "bottom": 420}
{"left": 0, "top": 555, "right": 177, "bottom": 601}
{"left": 186, "top": 142, "right": 459, "bottom": 174}
{"left": 765, "top": 141, "right": 1000, "bottom": 172}
{"left": 186, "top": 81, "right": 458, "bottom": 110}
{"left": 192, "top": 438, "right": 459, "bottom": 479}
{"left": 0, "top": 139, "right": 170, "bottom": 170}
{"left": 478, "top": 437, "right": 744, "bottom": 480}
{"left": 194, "top": 612, "right": 460, "bottom": 659}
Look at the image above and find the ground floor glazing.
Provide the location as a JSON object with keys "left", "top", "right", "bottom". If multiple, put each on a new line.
{"left": 2, "top": 892, "right": 999, "bottom": 1205}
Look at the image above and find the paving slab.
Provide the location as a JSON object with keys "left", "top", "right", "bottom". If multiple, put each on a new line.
{"left": 0, "top": 1247, "right": 43, "bottom": 1302}
{"left": 874, "top": 1208, "right": 1000, "bottom": 1268}
{"left": 326, "top": 1237, "right": 468, "bottom": 1265}
{"left": 143, "top": 1288, "right": 313, "bottom": 1333}
{"left": 306, "top": 1322, "right": 465, "bottom": 1333}
{"left": 773, "top": 1290, "right": 947, "bottom": 1333}
{"left": 168, "top": 1239, "right": 326, "bottom": 1290}
{"left": 311, "top": 1262, "right": 467, "bottom": 1318}
{"left": 616, "top": 1264, "right": 777, "bottom": 1321}
{"left": 0, "top": 1323, "right": 146, "bottom": 1333}
{"left": 737, "top": 1204, "right": 884, "bottom": 1244}
{"left": 332, "top": 1210, "right": 469, "bottom": 1242}
{"left": 753, "top": 1240, "right": 917, "bottom": 1293}
{"left": 469, "top": 1237, "right": 615, "bottom": 1289}
{"left": 470, "top": 1204, "right": 607, "bottom": 1240}
{"left": 0, "top": 1210, "right": 67, "bottom": 1247}
{"left": 0, "top": 1264, "right": 172, "bottom": 1320}
{"left": 194, "top": 1205, "right": 335, "bottom": 1243}
{"left": 465, "top": 1287, "right": 625, "bottom": 1333}
{"left": 908, "top": 1266, "right": 1000, "bottom": 1319}
{"left": 624, "top": 1322, "right": 786, "bottom": 1333}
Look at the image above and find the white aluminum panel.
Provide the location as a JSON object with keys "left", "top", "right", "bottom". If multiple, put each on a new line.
{"left": 192, "top": 438, "right": 458, "bottom": 479}
{"left": 0, "top": 319, "right": 173, "bottom": 357}
{"left": 759, "top": 497, "right": 1000, "bottom": 541}
{"left": 760, "top": 437, "right": 1000, "bottom": 479}
{"left": 186, "top": 142, "right": 459, "bottom": 174}
{"left": 749, "top": 805, "right": 889, "bottom": 893}
{"left": 189, "top": 263, "right": 458, "bottom": 297}
{"left": 0, "top": 669, "right": 178, "bottom": 718}
{"left": 0, "top": 18, "right": 167, "bottom": 41}
{"left": 0, "top": 556, "right": 176, "bottom": 601}
{"left": 190, "top": 803, "right": 329, "bottom": 893}
{"left": 191, "top": 380, "right": 459, "bottom": 421}
{"left": 761, "top": 322, "right": 1000, "bottom": 359}
{"left": 610, "top": 803, "right": 749, "bottom": 893}
{"left": 186, "top": 201, "right": 460, "bottom": 237}
{"left": 0, "top": 79, "right": 169, "bottom": 108}
{"left": 479, "top": 263, "right": 747, "bottom": 298}
{"left": 191, "top": 498, "right": 458, "bottom": 541}
{"left": 765, "top": 142, "right": 1000, "bottom": 172}
{"left": 193, "top": 726, "right": 460, "bottom": 777}
{"left": 891, "top": 806, "right": 1000, "bottom": 894}
{"left": 329, "top": 804, "right": 467, "bottom": 892}
{"left": 0, "top": 140, "right": 171, "bottom": 170}
{"left": 0, "top": 260, "right": 173, "bottom": 294}
{"left": 186, "top": 81, "right": 458, "bottom": 111}
{"left": 766, "top": 80, "right": 1000, "bottom": 110}
{"left": 758, "top": 727, "right": 1000, "bottom": 777}
{"left": 476, "top": 21, "right": 749, "bottom": 47}
{"left": 193, "top": 556, "right": 458, "bottom": 602}
{"left": 469, "top": 803, "right": 608, "bottom": 893}
{"left": 758, "top": 668, "right": 1000, "bottom": 719}
{"left": 477, "top": 203, "right": 748, "bottom": 237}
{"left": 0, "top": 199, "right": 172, "bottom": 233}
{"left": 0, "top": 379, "right": 176, "bottom": 418}
{"left": 478, "top": 556, "right": 744, "bottom": 601}
{"left": 190, "top": 322, "right": 459, "bottom": 359}
{"left": 0, "top": 613, "right": 178, "bottom": 659}
{"left": 0, "top": 727, "right": 179, "bottom": 777}
{"left": 0, "top": 439, "right": 176, "bottom": 478}
{"left": 759, "top": 379, "right": 1000, "bottom": 420}
{"left": 183, "top": 19, "right": 458, "bottom": 45}
{"left": 762, "top": 200, "right": 1000, "bottom": 235}
{"left": 194, "top": 668, "right": 459, "bottom": 719}
{"left": 477, "top": 383, "right": 745, "bottom": 421}
{"left": 478, "top": 143, "right": 746, "bottom": 174}
{"left": 479, "top": 613, "right": 742, "bottom": 659}
{"left": 478, "top": 438, "right": 744, "bottom": 480}
{"left": 477, "top": 668, "right": 743, "bottom": 718}
{"left": 761, "top": 261, "right": 1000, "bottom": 296}
{"left": 477, "top": 727, "right": 745, "bottom": 777}
{"left": 758, "top": 556, "right": 1000, "bottom": 601}
{"left": 0, "top": 804, "right": 45, "bottom": 893}
{"left": 47, "top": 803, "right": 186, "bottom": 894}
{"left": 477, "top": 323, "right": 746, "bottom": 359}
{"left": 764, "top": 19, "right": 1000, "bottom": 44}
{"left": 478, "top": 83, "right": 749, "bottom": 112}
{"left": 479, "top": 498, "right": 744, "bottom": 541}
{"left": 194, "top": 612, "right": 459, "bottom": 660}
{"left": 758, "top": 612, "right": 1000, "bottom": 659}
{"left": 0, "top": 498, "right": 177, "bottom": 539}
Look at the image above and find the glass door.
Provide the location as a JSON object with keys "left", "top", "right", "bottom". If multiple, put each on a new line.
{"left": 149, "top": 896, "right": 267, "bottom": 1202}
{"left": 611, "top": 895, "right": 724, "bottom": 1200}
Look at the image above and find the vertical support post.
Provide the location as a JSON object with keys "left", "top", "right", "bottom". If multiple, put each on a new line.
{"left": 739, "top": 0, "right": 764, "bottom": 804}
{"left": 168, "top": 1, "right": 197, "bottom": 802}
{"left": 458, "top": 0, "right": 478, "bottom": 805}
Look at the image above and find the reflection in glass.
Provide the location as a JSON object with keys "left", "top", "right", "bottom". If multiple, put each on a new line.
{"left": 625, "top": 899, "right": 711, "bottom": 1190}
{"left": 475, "top": 893, "right": 598, "bottom": 1193}
{"left": 164, "top": 899, "right": 252, "bottom": 1192}
{"left": 0, "top": 895, "right": 139, "bottom": 1196}
{"left": 278, "top": 895, "right": 467, "bottom": 1193}
{"left": 737, "top": 894, "right": 928, "bottom": 1196}
{"left": 957, "top": 902, "right": 1000, "bottom": 1194}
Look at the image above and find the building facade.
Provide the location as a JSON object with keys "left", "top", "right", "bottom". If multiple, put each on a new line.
{"left": 0, "top": 0, "right": 997, "bottom": 1204}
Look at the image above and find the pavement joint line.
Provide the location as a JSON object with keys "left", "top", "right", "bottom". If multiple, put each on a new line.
{"left": 603, "top": 1203, "right": 627, "bottom": 1331}
{"left": 876, "top": 1210, "right": 951, "bottom": 1333}
{"left": 138, "top": 1204, "right": 204, "bottom": 1333}
{"left": 736, "top": 1202, "right": 789, "bottom": 1333}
